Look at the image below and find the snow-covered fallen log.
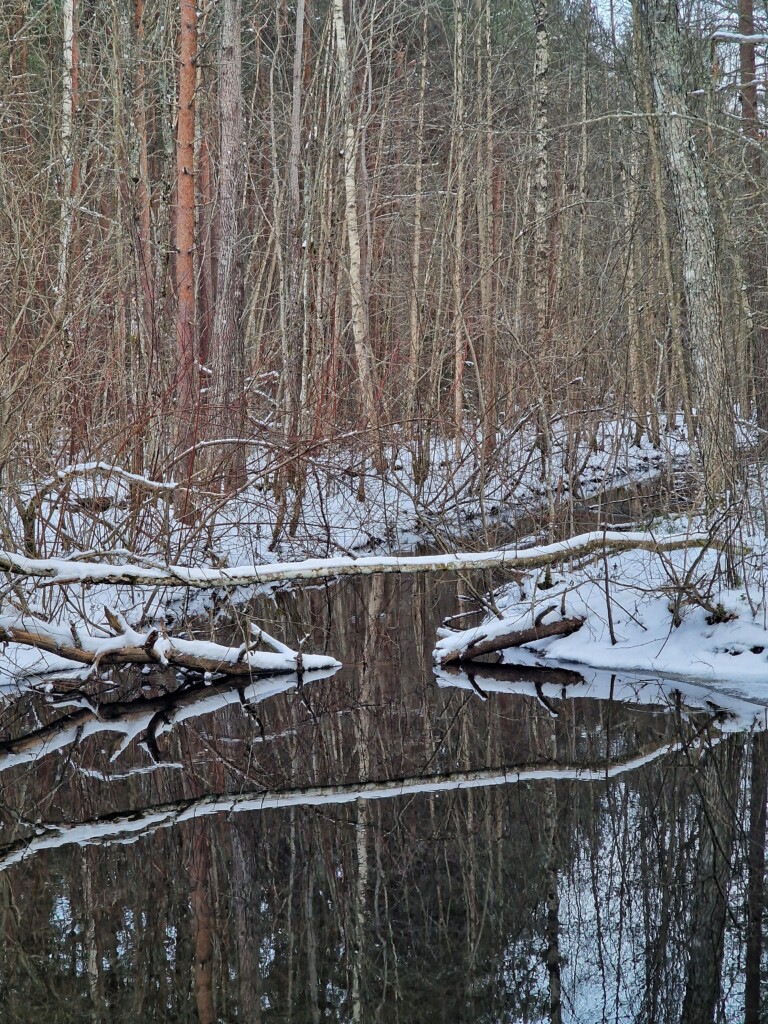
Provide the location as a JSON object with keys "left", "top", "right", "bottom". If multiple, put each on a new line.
{"left": 435, "top": 612, "right": 585, "bottom": 665}
{"left": 0, "top": 530, "right": 725, "bottom": 588}
{"left": 0, "top": 612, "right": 341, "bottom": 677}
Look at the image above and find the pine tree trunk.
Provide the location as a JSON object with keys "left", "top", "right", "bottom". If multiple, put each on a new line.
{"left": 174, "top": 0, "right": 199, "bottom": 491}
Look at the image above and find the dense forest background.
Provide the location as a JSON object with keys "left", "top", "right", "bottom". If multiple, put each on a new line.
{"left": 0, "top": 0, "right": 766, "bottom": 521}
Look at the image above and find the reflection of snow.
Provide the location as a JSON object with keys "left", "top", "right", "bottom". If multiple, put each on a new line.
{"left": 260, "top": 936, "right": 276, "bottom": 970}
{"left": 164, "top": 924, "right": 177, "bottom": 966}
{"left": 0, "top": 666, "right": 337, "bottom": 778}
{"left": 51, "top": 894, "right": 72, "bottom": 932}
{"left": 436, "top": 665, "right": 768, "bottom": 734}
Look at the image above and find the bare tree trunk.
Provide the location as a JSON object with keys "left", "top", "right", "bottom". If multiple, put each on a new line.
{"left": 174, "top": 0, "right": 200, "bottom": 491}
{"left": 451, "top": 0, "right": 467, "bottom": 458}
{"left": 638, "top": 0, "right": 734, "bottom": 504}
{"left": 332, "top": 0, "right": 378, "bottom": 441}
{"left": 576, "top": 0, "right": 589, "bottom": 320}
{"left": 476, "top": 0, "right": 496, "bottom": 456}
{"left": 210, "top": 0, "right": 246, "bottom": 491}
{"left": 735, "top": 0, "right": 768, "bottom": 427}
{"left": 533, "top": 0, "right": 550, "bottom": 342}
{"left": 54, "top": 0, "right": 78, "bottom": 331}
{"left": 407, "top": 0, "right": 428, "bottom": 434}
{"left": 285, "top": 0, "right": 307, "bottom": 452}
{"left": 640, "top": 56, "right": 693, "bottom": 435}
{"left": 132, "top": 0, "right": 155, "bottom": 370}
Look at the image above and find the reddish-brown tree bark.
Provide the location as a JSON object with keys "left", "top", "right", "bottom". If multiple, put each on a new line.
{"left": 174, "top": 0, "right": 199, "bottom": 489}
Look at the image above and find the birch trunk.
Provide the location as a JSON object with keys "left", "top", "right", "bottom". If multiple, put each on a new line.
{"left": 638, "top": 0, "right": 734, "bottom": 504}
{"left": 332, "top": 0, "right": 378, "bottom": 437}
{"left": 54, "top": 0, "right": 78, "bottom": 330}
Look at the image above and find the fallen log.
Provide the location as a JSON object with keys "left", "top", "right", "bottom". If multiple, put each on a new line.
{"left": 0, "top": 612, "right": 341, "bottom": 678}
{"left": 436, "top": 615, "right": 584, "bottom": 666}
{"left": 0, "top": 530, "right": 727, "bottom": 589}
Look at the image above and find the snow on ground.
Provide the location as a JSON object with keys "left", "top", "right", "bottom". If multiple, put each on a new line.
{"left": 6, "top": 414, "right": 768, "bottom": 694}
{"left": 434, "top": 524, "right": 768, "bottom": 694}
{"left": 13, "top": 415, "right": 691, "bottom": 571}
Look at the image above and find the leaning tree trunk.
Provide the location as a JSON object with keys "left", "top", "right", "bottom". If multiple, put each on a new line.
{"left": 637, "top": 0, "right": 734, "bottom": 506}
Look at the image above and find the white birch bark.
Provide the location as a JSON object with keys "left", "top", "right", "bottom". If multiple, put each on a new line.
{"left": 54, "top": 0, "right": 76, "bottom": 327}
{"left": 0, "top": 530, "right": 722, "bottom": 588}
{"left": 332, "top": 0, "right": 377, "bottom": 432}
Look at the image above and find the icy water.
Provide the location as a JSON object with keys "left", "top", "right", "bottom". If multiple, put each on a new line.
{"left": 0, "top": 573, "right": 767, "bottom": 1023}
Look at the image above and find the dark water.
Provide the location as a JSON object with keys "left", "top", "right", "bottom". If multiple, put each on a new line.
{"left": 0, "top": 573, "right": 766, "bottom": 1023}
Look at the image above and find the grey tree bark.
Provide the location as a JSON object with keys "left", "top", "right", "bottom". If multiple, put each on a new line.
{"left": 210, "top": 0, "right": 246, "bottom": 490}
{"left": 637, "top": 0, "right": 734, "bottom": 504}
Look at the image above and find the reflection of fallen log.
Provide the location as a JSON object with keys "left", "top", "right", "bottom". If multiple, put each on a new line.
{"left": 0, "top": 667, "right": 337, "bottom": 773}
{"left": 0, "top": 732, "right": 712, "bottom": 872}
{"left": 436, "top": 615, "right": 584, "bottom": 666}
{"left": 437, "top": 661, "right": 585, "bottom": 687}
{"left": 0, "top": 612, "right": 341, "bottom": 678}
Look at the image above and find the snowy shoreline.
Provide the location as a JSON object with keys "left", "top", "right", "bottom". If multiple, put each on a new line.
{"left": 4, "top": 417, "right": 768, "bottom": 696}
{"left": 434, "top": 533, "right": 768, "bottom": 694}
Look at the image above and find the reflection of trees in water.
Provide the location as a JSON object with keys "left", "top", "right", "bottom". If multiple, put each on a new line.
{"left": 0, "top": 577, "right": 765, "bottom": 1021}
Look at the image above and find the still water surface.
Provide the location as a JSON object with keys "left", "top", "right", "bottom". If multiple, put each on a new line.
{"left": 0, "top": 573, "right": 766, "bottom": 1023}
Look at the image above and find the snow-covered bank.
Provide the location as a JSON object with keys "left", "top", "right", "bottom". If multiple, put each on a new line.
{"left": 434, "top": 532, "right": 768, "bottom": 689}
{"left": 2, "top": 414, "right": 766, "bottom": 690}
{"left": 11, "top": 415, "right": 691, "bottom": 574}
